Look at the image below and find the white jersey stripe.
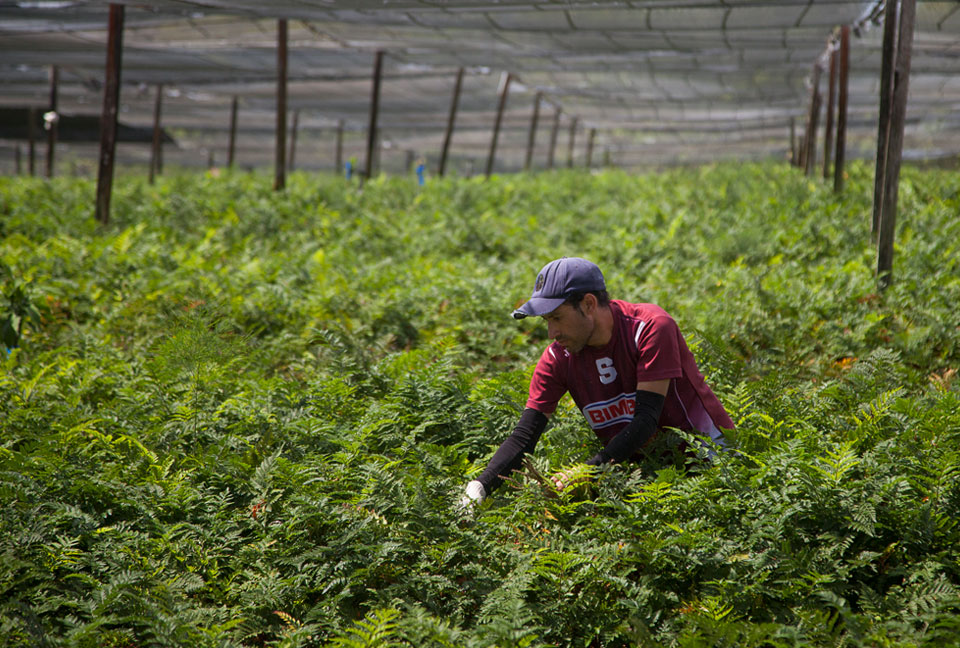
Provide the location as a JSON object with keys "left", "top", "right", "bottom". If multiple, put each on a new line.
{"left": 634, "top": 320, "right": 647, "bottom": 346}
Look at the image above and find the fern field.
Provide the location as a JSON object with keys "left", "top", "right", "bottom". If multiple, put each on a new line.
{"left": 1, "top": 162, "right": 958, "bottom": 647}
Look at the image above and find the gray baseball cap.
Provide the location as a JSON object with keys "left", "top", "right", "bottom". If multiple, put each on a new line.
{"left": 512, "top": 257, "right": 606, "bottom": 319}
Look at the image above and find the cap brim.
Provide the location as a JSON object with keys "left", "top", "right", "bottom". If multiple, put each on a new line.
{"left": 512, "top": 296, "right": 567, "bottom": 319}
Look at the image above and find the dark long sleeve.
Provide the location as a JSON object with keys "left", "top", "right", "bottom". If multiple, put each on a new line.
{"left": 586, "top": 390, "right": 665, "bottom": 466}
{"left": 477, "top": 408, "right": 548, "bottom": 495}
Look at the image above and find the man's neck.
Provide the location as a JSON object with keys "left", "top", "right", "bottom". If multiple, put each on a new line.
{"left": 586, "top": 305, "right": 615, "bottom": 348}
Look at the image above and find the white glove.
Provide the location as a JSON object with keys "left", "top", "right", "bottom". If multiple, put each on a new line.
{"left": 459, "top": 480, "right": 486, "bottom": 512}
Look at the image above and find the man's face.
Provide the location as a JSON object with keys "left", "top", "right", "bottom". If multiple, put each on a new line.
{"left": 543, "top": 301, "right": 595, "bottom": 353}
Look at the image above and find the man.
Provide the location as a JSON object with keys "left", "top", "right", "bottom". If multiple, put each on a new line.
{"left": 462, "top": 257, "right": 733, "bottom": 508}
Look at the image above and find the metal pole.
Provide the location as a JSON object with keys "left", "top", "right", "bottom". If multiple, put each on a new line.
{"left": 524, "top": 91, "right": 542, "bottom": 171}
{"left": 586, "top": 128, "right": 596, "bottom": 168}
{"left": 288, "top": 108, "right": 299, "bottom": 171}
{"left": 873, "top": 0, "right": 899, "bottom": 238}
{"left": 364, "top": 50, "right": 384, "bottom": 180}
{"left": 834, "top": 25, "right": 851, "bottom": 193}
{"left": 877, "top": 0, "right": 916, "bottom": 290}
{"left": 149, "top": 83, "right": 163, "bottom": 184}
{"left": 95, "top": 4, "right": 124, "bottom": 225}
{"left": 547, "top": 106, "right": 560, "bottom": 169}
{"left": 823, "top": 47, "right": 838, "bottom": 180}
{"left": 227, "top": 95, "right": 238, "bottom": 168}
{"left": 566, "top": 116, "right": 577, "bottom": 168}
{"left": 274, "top": 19, "right": 288, "bottom": 191}
{"left": 485, "top": 72, "right": 512, "bottom": 177}
{"left": 45, "top": 65, "right": 58, "bottom": 178}
{"left": 438, "top": 66, "right": 464, "bottom": 177}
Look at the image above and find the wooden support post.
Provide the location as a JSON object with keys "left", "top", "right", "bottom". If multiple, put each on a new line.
{"left": 586, "top": 128, "right": 596, "bottom": 168}
{"left": 877, "top": 0, "right": 916, "bottom": 290}
{"left": 335, "top": 119, "right": 344, "bottom": 173}
{"left": 566, "top": 116, "right": 577, "bottom": 168}
{"left": 803, "top": 64, "right": 822, "bottom": 177}
{"left": 823, "top": 47, "right": 838, "bottom": 180}
{"left": 15, "top": 145, "right": 22, "bottom": 175}
{"left": 27, "top": 108, "right": 37, "bottom": 176}
{"left": 834, "top": 25, "right": 850, "bottom": 193}
{"left": 227, "top": 95, "right": 238, "bottom": 168}
{"left": 149, "top": 83, "right": 163, "bottom": 184}
{"left": 45, "top": 65, "right": 59, "bottom": 178}
{"left": 547, "top": 106, "right": 560, "bottom": 169}
{"left": 274, "top": 19, "right": 288, "bottom": 191}
{"left": 485, "top": 72, "right": 512, "bottom": 177}
{"left": 438, "top": 66, "right": 463, "bottom": 177}
{"left": 524, "top": 92, "right": 542, "bottom": 171}
{"left": 288, "top": 109, "right": 299, "bottom": 171}
{"left": 364, "top": 50, "right": 384, "bottom": 180}
{"left": 95, "top": 4, "right": 124, "bottom": 225}
{"left": 873, "top": 0, "right": 899, "bottom": 238}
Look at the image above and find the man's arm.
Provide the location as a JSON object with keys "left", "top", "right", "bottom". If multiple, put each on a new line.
{"left": 474, "top": 408, "right": 550, "bottom": 496}
{"left": 586, "top": 379, "right": 668, "bottom": 466}
{"left": 464, "top": 345, "right": 565, "bottom": 508}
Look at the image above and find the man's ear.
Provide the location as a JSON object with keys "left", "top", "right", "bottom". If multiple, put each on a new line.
{"left": 582, "top": 292, "right": 598, "bottom": 313}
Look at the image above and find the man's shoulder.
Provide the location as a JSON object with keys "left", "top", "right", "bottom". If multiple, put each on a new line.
{"left": 611, "top": 301, "right": 680, "bottom": 347}
{"left": 611, "top": 299, "right": 673, "bottom": 323}
{"left": 539, "top": 341, "right": 572, "bottom": 364}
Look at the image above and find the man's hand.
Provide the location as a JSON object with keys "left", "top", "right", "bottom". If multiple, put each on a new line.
{"left": 550, "top": 464, "right": 594, "bottom": 493}
{"left": 458, "top": 480, "right": 486, "bottom": 513}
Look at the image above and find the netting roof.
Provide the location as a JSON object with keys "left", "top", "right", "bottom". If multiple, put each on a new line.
{"left": 2, "top": 1, "right": 959, "bottom": 174}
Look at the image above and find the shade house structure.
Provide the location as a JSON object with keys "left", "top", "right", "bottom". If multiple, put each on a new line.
{"left": 1, "top": 1, "right": 959, "bottom": 180}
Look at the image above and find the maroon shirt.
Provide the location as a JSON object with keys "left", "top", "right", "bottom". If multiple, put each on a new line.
{"left": 526, "top": 300, "right": 733, "bottom": 447}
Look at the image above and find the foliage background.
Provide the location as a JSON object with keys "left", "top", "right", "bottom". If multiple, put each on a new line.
{"left": 1, "top": 162, "right": 959, "bottom": 647}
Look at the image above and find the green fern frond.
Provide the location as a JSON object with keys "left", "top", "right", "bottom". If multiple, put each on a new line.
{"left": 849, "top": 500, "right": 877, "bottom": 537}
{"left": 328, "top": 608, "right": 403, "bottom": 648}
{"left": 893, "top": 573, "right": 958, "bottom": 618}
{"left": 813, "top": 442, "right": 861, "bottom": 486}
